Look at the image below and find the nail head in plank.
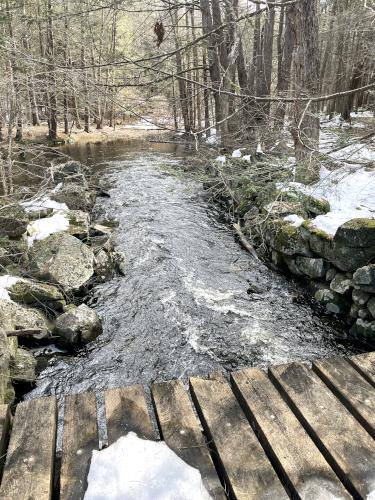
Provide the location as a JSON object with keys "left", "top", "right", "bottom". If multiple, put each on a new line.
{"left": 152, "top": 379, "right": 225, "bottom": 500}
{"left": 270, "top": 362, "right": 375, "bottom": 499}
{"left": 0, "top": 405, "right": 11, "bottom": 477}
{"left": 348, "top": 352, "right": 375, "bottom": 387}
{"left": 231, "top": 368, "right": 350, "bottom": 500}
{"left": 0, "top": 397, "right": 57, "bottom": 500}
{"left": 313, "top": 357, "right": 375, "bottom": 438}
{"left": 190, "top": 376, "right": 288, "bottom": 500}
{"left": 60, "top": 392, "right": 99, "bottom": 500}
{"left": 104, "top": 385, "right": 154, "bottom": 444}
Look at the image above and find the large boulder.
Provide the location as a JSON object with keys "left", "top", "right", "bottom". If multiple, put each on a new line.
{"left": 9, "top": 280, "right": 66, "bottom": 312}
{"left": 29, "top": 233, "right": 94, "bottom": 292}
{"left": 0, "top": 299, "right": 50, "bottom": 338}
{"left": 0, "top": 203, "right": 29, "bottom": 239}
{"left": 55, "top": 304, "right": 102, "bottom": 347}
{"left": 279, "top": 189, "right": 330, "bottom": 216}
{"left": 0, "top": 236, "right": 28, "bottom": 267}
{"left": 335, "top": 219, "right": 375, "bottom": 248}
{"left": 308, "top": 226, "right": 374, "bottom": 272}
{"left": 52, "top": 182, "right": 96, "bottom": 212}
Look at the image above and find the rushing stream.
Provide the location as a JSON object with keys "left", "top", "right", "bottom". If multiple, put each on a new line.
{"left": 27, "top": 140, "right": 360, "bottom": 399}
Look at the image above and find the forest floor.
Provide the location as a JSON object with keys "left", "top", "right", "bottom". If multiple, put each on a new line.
{"left": 19, "top": 121, "right": 169, "bottom": 145}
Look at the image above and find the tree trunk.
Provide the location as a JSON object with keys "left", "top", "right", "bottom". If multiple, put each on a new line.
{"left": 289, "top": 0, "right": 320, "bottom": 183}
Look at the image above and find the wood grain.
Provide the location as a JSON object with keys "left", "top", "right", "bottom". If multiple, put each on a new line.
{"left": 0, "top": 397, "right": 57, "bottom": 500}
{"left": 348, "top": 352, "right": 375, "bottom": 387}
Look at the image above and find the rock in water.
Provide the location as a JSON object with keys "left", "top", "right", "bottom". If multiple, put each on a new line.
{"left": 29, "top": 232, "right": 94, "bottom": 292}
{"left": 0, "top": 203, "right": 29, "bottom": 239}
{"left": 55, "top": 304, "right": 102, "bottom": 346}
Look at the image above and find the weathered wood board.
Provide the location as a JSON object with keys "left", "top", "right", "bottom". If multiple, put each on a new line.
{"left": 152, "top": 379, "right": 225, "bottom": 499}
{"left": 349, "top": 352, "right": 375, "bottom": 387}
{"left": 190, "top": 375, "right": 288, "bottom": 500}
{"left": 314, "top": 357, "right": 375, "bottom": 438}
{"left": 60, "top": 392, "right": 98, "bottom": 500}
{"left": 270, "top": 362, "right": 375, "bottom": 499}
{"left": 231, "top": 367, "right": 351, "bottom": 499}
{"left": 0, "top": 397, "right": 57, "bottom": 500}
{"left": 104, "top": 385, "right": 155, "bottom": 444}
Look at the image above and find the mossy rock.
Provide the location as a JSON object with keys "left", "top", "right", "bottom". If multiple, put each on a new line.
{"left": 334, "top": 218, "right": 375, "bottom": 248}
{"left": 262, "top": 201, "right": 307, "bottom": 219}
{"left": 10, "top": 348, "right": 36, "bottom": 382}
{"left": 0, "top": 203, "right": 29, "bottom": 239}
{"left": 267, "top": 219, "right": 311, "bottom": 256}
{"left": 9, "top": 280, "right": 66, "bottom": 312}
{"left": 279, "top": 190, "right": 330, "bottom": 216}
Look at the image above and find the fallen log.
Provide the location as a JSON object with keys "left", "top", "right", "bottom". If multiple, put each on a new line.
{"left": 6, "top": 328, "right": 44, "bottom": 338}
{"left": 233, "top": 222, "right": 260, "bottom": 261}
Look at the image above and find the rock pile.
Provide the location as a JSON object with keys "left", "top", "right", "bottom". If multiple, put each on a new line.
{"left": 0, "top": 160, "right": 125, "bottom": 403}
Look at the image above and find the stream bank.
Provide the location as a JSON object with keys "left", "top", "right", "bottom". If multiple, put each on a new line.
{"left": 22, "top": 140, "right": 363, "bottom": 400}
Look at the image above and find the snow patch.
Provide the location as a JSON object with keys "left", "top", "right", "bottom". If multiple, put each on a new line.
{"left": 0, "top": 275, "right": 25, "bottom": 302}
{"left": 27, "top": 213, "right": 70, "bottom": 247}
{"left": 232, "top": 149, "right": 242, "bottom": 158}
{"left": 215, "top": 155, "right": 226, "bottom": 164}
{"left": 284, "top": 214, "right": 304, "bottom": 227}
{"left": 22, "top": 195, "right": 68, "bottom": 213}
{"left": 242, "top": 155, "right": 251, "bottom": 162}
{"left": 84, "top": 433, "right": 212, "bottom": 500}
{"left": 256, "top": 143, "right": 264, "bottom": 154}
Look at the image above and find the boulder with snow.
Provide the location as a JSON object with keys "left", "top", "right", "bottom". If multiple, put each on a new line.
{"left": 0, "top": 203, "right": 29, "bottom": 239}
{"left": 55, "top": 304, "right": 102, "bottom": 346}
{"left": 267, "top": 220, "right": 311, "bottom": 256}
{"left": 0, "top": 299, "right": 50, "bottom": 338}
{"left": 9, "top": 280, "right": 66, "bottom": 312}
{"left": 335, "top": 219, "right": 375, "bottom": 248}
{"left": 29, "top": 232, "right": 95, "bottom": 292}
{"left": 52, "top": 182, "right": 96, "bottom": 212}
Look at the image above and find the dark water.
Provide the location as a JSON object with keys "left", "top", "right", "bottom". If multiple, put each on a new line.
{"left": 26, "top": 140, "right": 360, "bottom": 399}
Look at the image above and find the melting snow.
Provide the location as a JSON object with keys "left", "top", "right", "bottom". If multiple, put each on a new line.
{"left": 0, "top": 275, "right": 25, "bottom": 301}
{"left": 215, "top": 155, "right": 226, "bottom": 164}
{"left": 22, "top": 195, "right": 68, "bottom": 213}
{"left": 27, "top": 213, "right": 70, "bottom": 247}
{"left": 84, "top": 433, "right": 212, "bottom": 500}
{"left": 284, "top": 214, "right": 304, "bottom": 227}
{"left": 232, "top": 149, "right": 242, "bottom": 158}
{"left": 243, "top": 155, "right": 251, "bottom": 162}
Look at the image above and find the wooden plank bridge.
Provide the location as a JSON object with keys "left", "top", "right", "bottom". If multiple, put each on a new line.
{"left": 0, "top": 352, "right": 375, "bottom": 499}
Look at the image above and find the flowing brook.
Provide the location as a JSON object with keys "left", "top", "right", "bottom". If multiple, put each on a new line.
{"left": 27, "top": 140, "right": 360, "bottom": 399}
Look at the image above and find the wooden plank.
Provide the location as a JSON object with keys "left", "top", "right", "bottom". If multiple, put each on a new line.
{"left": 60, "top": 392, "right": 98, "bottom": 500}
{"left": 314, "top": 357, "right": 375, "bottom": 438}
{"left": 190, "top": 375, "right": 288, "bottom": 500}
{"left": 104, "top": 385, "right": 155, "bottom": 444}
{"left": 231, "top": 368, "right": 350, "bottom": 500}
{"left": 0, "top": 397, "right": 57, "bottom": 500}
{"left": 270, "top": 362, "right": 375, "bottom": 499}
{"left": 0, "top": 405, "right": 11, "bottom": 478}
{"left": 152, "top": 379, "right": 225, "bottom": 500}
{"left": 348, "top": 352, "right": 375, "bottom": 387}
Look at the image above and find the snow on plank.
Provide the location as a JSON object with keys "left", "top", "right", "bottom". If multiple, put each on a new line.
{"left": 270, "top": 362, "right": 375, "bottom": 498}
{"left": 348, "top": 352, "right": 375, "bottom": 387}
{"left": 151, "top": 379, "right": 225, "bottom": 500}
{"left": 0, "top": 397, "right": 57, "bottom": 500}
{"left": 231, "top": 368, "right": 350, "bottom": 500}
{"left": 313, "top": 357, "right": 375, "bottom": 438}
{"left": 104, "top": 385, "right": 155, "bottom": 444}
{"left": 0, "top": 405, "right": 11, "bottom": 478}
{"left": 60, "top": 393, "right": 98, "bottom": 500}
{"left": 190, "top": 375, "right": 288, "bottom": 500}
